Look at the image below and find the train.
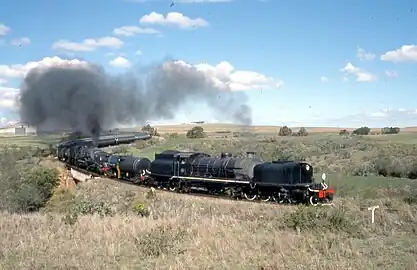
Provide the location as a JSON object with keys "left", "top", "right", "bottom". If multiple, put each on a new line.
{"left": 56, "top": 135, "right": 335, "bottom": 206}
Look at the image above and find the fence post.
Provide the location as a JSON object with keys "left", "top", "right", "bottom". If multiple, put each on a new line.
{"left": 367, "top": 205, "right": 379, "bottom": 224}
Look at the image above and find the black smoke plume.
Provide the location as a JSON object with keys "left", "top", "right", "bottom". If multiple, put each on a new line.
{"left": 17, "top": 60, "right": 252, "bottom": 144}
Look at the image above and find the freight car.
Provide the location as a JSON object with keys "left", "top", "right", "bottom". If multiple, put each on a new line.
{"left": 148, "top": 150, "right": 334, "bottom": 205}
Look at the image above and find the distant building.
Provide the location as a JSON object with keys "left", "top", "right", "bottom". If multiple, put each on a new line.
{"left": 0, "top": 122, "right": 37, "bottom": 136}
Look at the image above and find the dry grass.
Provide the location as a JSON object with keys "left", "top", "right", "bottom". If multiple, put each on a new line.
{"left": 1, "top": 177, "right": 417, "bottom": 270}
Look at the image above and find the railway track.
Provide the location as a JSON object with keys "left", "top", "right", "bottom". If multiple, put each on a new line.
{"left": 59, "top": 160, "right": 333, "bottom": 207}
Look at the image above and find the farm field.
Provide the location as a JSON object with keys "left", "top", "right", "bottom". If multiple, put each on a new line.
{"left": 0, "top": 125, "right": 417, "bottom": 269}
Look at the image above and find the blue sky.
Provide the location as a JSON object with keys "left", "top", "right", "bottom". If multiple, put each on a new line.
{"left": 0, "top": 0, "right": 416, "bottom": 128}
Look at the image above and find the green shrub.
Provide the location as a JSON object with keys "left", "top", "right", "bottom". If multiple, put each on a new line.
{"left": 63, "top": 199, "right": 114, "bottom": 225}
{"left": 352, "top": 127, "right": 370, "bottom": 135}
{"left": 278, "top": 126, "right": 292, "bottom": 136}
{"left": 283, "top": 205, "right": 359, "bottom": 235}
{"left": 186, "top": 126, "right": 206, "bottom": 139}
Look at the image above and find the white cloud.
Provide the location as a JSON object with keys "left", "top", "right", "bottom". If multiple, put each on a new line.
{"left": 0, "top": 78, "right": 6, "bottom": 85}
{"left": 139, "top": 12, "right": 209, "bottom": 29}
{"left": 0, "top": 56, "right": 89, "bottom": 80}
{"left": 0, "top": 24, "right": 11, "bottom": 36}
{"left": 166, "top": 60, "right": 283, "bottom": 91}
{"left": 341, "top": 62, "right": 376, "bottom": 82}
{"left": 385, "top": 70, "right": 398, "bottom": 78}
{"left": 356, "top": 47, "right": 375, "bottom": 61}
{"left": 0, "top": 116, "right": 18, "bottom": 128}
{"left": 10, "top": 37, "right": 31, "bottom": 46}
{"left": 113, "top": 26, "right": 160, "bottom": 36}
{"left": 381, "top": 45, "right": 417, "bottom": 62}
{"left": 343, "top": 76, "right": 348, "bottom": 82}
{"left": 109, "top": 56, "right": 132, "bottom": 68}
{"left": 135, "top": 50, "right": 142, "bottom": 55}
{"left": 52, "top": 36, "right": 123, "bottom": 52}
{"left": 0, "top": 86, "right": 19, "bottom": 110}
{"left": 320, "top": 76, "right": 329, "bottom": 83}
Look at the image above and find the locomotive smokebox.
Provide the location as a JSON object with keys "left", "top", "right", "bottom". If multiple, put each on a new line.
{"left": 246, "top": 151, "right": 256, "bottom": 158}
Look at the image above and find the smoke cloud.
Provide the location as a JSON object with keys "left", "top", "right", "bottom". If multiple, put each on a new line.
{"left": 17, "top": 59, "right": 252, "bottom": 144}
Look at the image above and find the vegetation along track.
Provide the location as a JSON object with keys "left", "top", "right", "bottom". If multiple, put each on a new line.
{"left": 59, "top": 160, "right": 333, "bottom": 207}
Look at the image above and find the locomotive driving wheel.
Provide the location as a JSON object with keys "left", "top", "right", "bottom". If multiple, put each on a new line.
{"left": 258, "top": 194, "right": 271, "bottom": 202}
{"left": 243, "top": 183, "right": 258, "bottom": 201}
{"left": 168, "top": 181, "right": 177, "bottom": 192}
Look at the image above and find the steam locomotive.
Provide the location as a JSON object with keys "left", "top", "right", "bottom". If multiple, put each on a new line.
{"left": 56, "top": 137, "right": 334, "bottom": 206}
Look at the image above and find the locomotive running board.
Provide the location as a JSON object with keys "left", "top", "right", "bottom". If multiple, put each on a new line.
{"left": 170, "top": 176, "right": 250, "bottom": 184}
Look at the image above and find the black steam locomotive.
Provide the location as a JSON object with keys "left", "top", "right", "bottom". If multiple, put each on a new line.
{"left": 56, "top": 137, "right": 334, "bottom": 206}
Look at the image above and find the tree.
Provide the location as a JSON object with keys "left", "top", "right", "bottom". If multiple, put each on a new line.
{"left": 141, "top": 124, "right": 159, "bottom": 136}
{"left": 339, "top": 129, "right": 350, "bottom": 136}
{"left": 278, "top": 126, "right": 292, "bottom": 136}
{"left": 294, "top": 127, "right": 308, "bottom": 136}
{"left": 186, "top": 126, "right": 206, "bottom": 139}
{"left": 381, "top": 127, "right": 400, "bottom": 135}
{"left": 352, "top": 127, "right": 370, "bottom": 135}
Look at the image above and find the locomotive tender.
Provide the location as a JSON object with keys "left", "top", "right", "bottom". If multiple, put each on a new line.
{"left": 56, "top": 137, "right": 334, "bottom": 206}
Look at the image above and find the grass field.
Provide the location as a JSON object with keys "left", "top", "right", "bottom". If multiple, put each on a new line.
{"left": 0, "top": 124, "right": 417, "bottom": 269}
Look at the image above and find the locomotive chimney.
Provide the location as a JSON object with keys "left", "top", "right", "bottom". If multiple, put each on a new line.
{"left": 246, "top": 151, "right": 256, "bottom": 158}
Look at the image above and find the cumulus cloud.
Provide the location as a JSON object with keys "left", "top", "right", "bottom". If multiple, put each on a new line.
{"left": 341, "top": 62, "right": 376, "bottom": 82}
{"left": 52, "top": 36, "right": 123, "bottom": 52}
{"left": 140, "top": 12, "right": 209, "bottom": 29}
{"left": 187, "top": 60, "right": 283, "bottom": 91}
{"left": 113, "top": 26, "right": 160, "bottom": 36}
{"left": 0, "top": 24, "right": 11, "bottom": 36}
{"left": 0, "top": 86, "right": 19, "bottom": 110}
{"left": 109, "top": 56, "right": 132, "bottom": 68}
{"left": 381, "top": 45, "right": 417, "bottom": 62}
{"left": 0, "top": 56, "right": 89, "bottom": 80}
{"left": 356, "top": 47, "right": 375, "bottom": 61}
{"left": 320, "top": 76, "right": 329, "bottom": 83}
{"left": 0, "top": 116, "right": 18, "bottom": 127}
{"left": 10, "top": 37, "right": 31, "bottom": 46}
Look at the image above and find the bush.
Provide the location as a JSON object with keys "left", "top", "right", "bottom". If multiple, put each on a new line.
{"left": 352, "top": 127, "right": 370, "bottom": 135}
{"left": 339, "top": 129, "right": 350, "bottom": 136}
{"left": 186, "top": 126, "right": 206, "bottom": 139}
{"left": 278, "top": 126, "right": 292, "bottom": 136}
{"left": 0, "top": 145, "right": 60, "bottom": 213}
{"left": 293, "top": 127, "right": 308, "bottom": 136}
{"left": 63, "top": 199, "right": 114, "bottom": 225}
{"left": 142, "top": 124, "right": 159, "bottom": 136}
{"left": 283, "top": 205, "right": 358, "bottom": 235}
{"left": 381, "top": 127, "right": 400, "bottom": 135}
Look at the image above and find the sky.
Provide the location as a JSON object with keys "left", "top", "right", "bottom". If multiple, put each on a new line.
{"left": 0, "top": 0, "right": 417, "bottom": 128}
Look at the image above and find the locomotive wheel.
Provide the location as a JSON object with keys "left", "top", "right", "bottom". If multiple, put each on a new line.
{"left": 309, "top": 195, "right": 319, "bottom": 206}
{"left": 244, "top": 193, "right": 257, "bottom": 201}
{"left": 272, "top": 193, "right": 286, "bottom": 204}
{"left": 259, "top": 195, "right": 271, "bottom": 202}
{"left": 168, "top": 181, "right": 177, "bottom": 192}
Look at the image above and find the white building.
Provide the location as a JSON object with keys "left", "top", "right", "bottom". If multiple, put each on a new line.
{"left": 0, "top": 122, "right": 37, "bottom": 136}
